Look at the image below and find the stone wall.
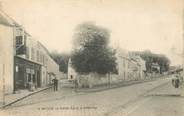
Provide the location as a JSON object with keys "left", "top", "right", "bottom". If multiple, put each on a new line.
{"left": 77, "top": 72, "right": 146, "bottom": 88}
{"left": 77, "top": 73, "right": 108, "bottom": 88}
{"left": 77, "top": 73, "right": 122, "bottom": 88}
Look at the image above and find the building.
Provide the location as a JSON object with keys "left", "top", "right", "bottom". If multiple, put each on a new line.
{"left": 116, "top": 48, "right": 146, "bottom": 81}
{"left": 0, "top": 10, "right": 60, "bottom": 94}
{"left": 68, "top": 58, "right": 77, "bottom": 81}
{"left": 129, "top": 55, "right": 146, "bottom": 80}
{"left": 116, "top": 48, "right": 129, "bottom": 80}
{"left": 169, "top": 65, "right": 183, "bottom": 74}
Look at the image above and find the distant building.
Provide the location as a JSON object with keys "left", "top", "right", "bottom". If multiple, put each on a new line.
{"left": 116, "top": 48, "right": 146, "bottom": 80}
{"left": 129, "top": 55, "right": 146, "bottom": 79}
{"left": 68, "top": 58, "right": 77, "bottom": 81}
{"left": 116, "top": 48, "right": 129, "bottom": 80}
{"left": 0, "top": 10, "right": 60, "bottom": 94}
{"left": 169, "top": 65, "right": 183, "bottom": 74}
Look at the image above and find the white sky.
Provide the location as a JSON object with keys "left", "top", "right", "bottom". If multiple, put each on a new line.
{"left": 1, "top": 0, "right": 183, "bottom": 65}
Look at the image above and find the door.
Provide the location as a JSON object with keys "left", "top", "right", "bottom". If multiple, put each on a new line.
{"left": 37, "top": 70, "right": 41, "bottom": 87}
{"left": 15, "top": 66, "right": 25, "bottom": 89}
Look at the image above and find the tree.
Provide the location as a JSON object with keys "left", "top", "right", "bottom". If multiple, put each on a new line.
{"left": 50, "top": 51, "right": 70, "bottom": 73}
{"left": 131, "top": 50, "right": 170, "bottom": 73}
{"left": 156, "top": 55, "right": 170, "bottom": 73}
{"left": 71, "top": 22, "right": 117, "bottom": 74}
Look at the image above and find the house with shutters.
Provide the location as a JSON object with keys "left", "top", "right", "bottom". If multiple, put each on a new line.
{"left": 0, "top": 10, "right": 60, "bottom": 95}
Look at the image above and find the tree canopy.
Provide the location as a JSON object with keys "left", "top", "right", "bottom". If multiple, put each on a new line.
{"left": 131, "top": 50, "right": 170, "bottom": 73}
{"left": 71, "top": 22, "right": 117, "bottom": 74}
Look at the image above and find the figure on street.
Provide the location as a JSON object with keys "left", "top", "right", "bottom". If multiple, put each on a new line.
{"left": 52, "top": 77, "right": 58, "bottom": 91}
{"left": 172, "top": 73, "right": 180, "bottom": 88}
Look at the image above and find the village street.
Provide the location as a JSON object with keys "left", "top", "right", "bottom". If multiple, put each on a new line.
{"left": 0, "top": 1, "right": 183, "bottom": 116}
{"left": 1, "top": 76, "right": 183, "bottom": 116}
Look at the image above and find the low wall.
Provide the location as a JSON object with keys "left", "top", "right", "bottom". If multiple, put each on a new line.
{"left": 77, "top": 72, "right": 164, "bottom": 88}
{"left": 77, "top": 73, "right": 108, "bottom": 88}
{"left": 77, "top": 73, "right": 129, "bottom": 88}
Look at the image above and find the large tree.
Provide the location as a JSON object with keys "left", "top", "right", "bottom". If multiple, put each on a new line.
{"left": 71, "top": 22, "right": 117, "bottom": 74}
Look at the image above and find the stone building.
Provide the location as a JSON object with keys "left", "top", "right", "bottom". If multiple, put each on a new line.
{"left": 68, "top": 58, "right": 77, "bottom": 81}
{"left": 116, "top": 48, "right": 129, "bottom": 80}
{"left": 0, "top": 10, "right": 60, "bottom": 94}
{"left": 116, "top": 48, "right": 146, "bottom": 81}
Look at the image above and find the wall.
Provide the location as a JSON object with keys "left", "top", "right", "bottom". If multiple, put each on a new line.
{"left": 77, "top": 73, "right": 109, "bottom": 88}
{"left": 41, "top": 66, "right": 47, "bottom": 87}
{"left": 47, "top": 56, "right": 60, "bottom": 77}
{"left": 116, "top": 48, "right": 132, "bottom": 81}
{"left": 77, "top": 73, "right": 124, "bottom": 88}
{"left": 0, "top": 25, "right": 14, "bottom": 95}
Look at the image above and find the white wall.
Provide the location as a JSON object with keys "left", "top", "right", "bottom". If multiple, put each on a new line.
{"left": 116, "top": 49, "right": 129, "bottom": 80}
{"left": 41, "top": 66, "right": 47, "bottom": 87}
{"left": 0, "top": 25, "right": 14, "bottom": 95}
{"left": 47, "top": 56, "right": 59, "bottom": 75}
{"left": 68, "top": 58, "right": 77, "bottom": 80}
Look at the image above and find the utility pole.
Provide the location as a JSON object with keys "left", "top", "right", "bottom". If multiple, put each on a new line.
{"left": 182, "top": 4, "right": 184, "bottom": 76}
{"left": 0, "top": 1, "right": 5, "bottom": 105}
{"left": 181, "top": 4, "right": 184, "bottom": 97}
{"left": 2, "top": 64, "right": 5, "bottom": 105}
{"left": 183, "top": 6, "right": 184, "bottom": 72}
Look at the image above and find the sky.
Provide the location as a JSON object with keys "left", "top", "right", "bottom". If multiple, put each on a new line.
{"left": 0, "top": 0, "right": 183, "bottom": 65}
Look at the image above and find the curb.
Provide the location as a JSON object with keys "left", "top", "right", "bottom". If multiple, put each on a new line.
{"left": 0, "top": 86, "right": 53, "bottom": 109}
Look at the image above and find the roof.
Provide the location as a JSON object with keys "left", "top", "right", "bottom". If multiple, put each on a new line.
{"left": 37, "top": 41, "right": 50, "bottom": 55}
{"left": 0, "top": 9, "right": 31, "bottom": 36}
{"left": 0, "top": 9, "right": 18, "bottom": 26}
{"left": 0, "top": 10, "right": 58, "bottom": 67}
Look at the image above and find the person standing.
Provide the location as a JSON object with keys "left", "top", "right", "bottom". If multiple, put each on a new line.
{"left": 52, "top": 77, "right": 58, "bottom": 91}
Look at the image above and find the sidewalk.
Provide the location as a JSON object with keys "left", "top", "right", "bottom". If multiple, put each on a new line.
{"left": 0, "top": 86, "right": 52, "bottom": 109}
{"left": 3, "top": 86, "right": 83, "bottom": 109}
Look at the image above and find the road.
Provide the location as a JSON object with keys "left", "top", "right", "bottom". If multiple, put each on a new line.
{"left": 1, "top": 77, "right": 183, "bottom": 116}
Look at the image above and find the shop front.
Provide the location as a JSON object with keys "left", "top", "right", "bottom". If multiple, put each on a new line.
{"left": 14, "top": 56, "right": 41, "bottom": 91}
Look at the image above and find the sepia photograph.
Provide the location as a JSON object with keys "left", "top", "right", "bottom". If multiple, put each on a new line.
{"left": 0, "top": 0, "right": 184, "bottom": 116}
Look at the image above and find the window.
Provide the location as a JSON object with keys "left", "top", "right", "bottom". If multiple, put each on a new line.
{"left": 16, "top": 36, "right": 23, "bottom": 45}
{"left": 71, "top": 75, "right": 73, "bottom": 79}
{"left": 33, "top": 74, "right": 35, "bottom": 83}
{"left": 26, "top": 47, "right": 30, "bottom": 59}
{"left": 16, "top": 35, "right": 26, "bottom": 46}
{"left": 39, "top": 53, "right": 44, "bottom": 64}
{"left": 28, "top": 74, "right": 31, "bottom": 82}
{"left": 42, "top": 55, "right": 44, "bottom": 64}
{"left": 36, "top": 51, "right": 39, "bottom": 62}
{"left": 43, "top": 55, "right": 45, "bottom": 65}
{"left": 31, "top": 48, "right": 35, "bottom": 60}
{"left": 40, "top": 53, "right": 42, "bottom": 63}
